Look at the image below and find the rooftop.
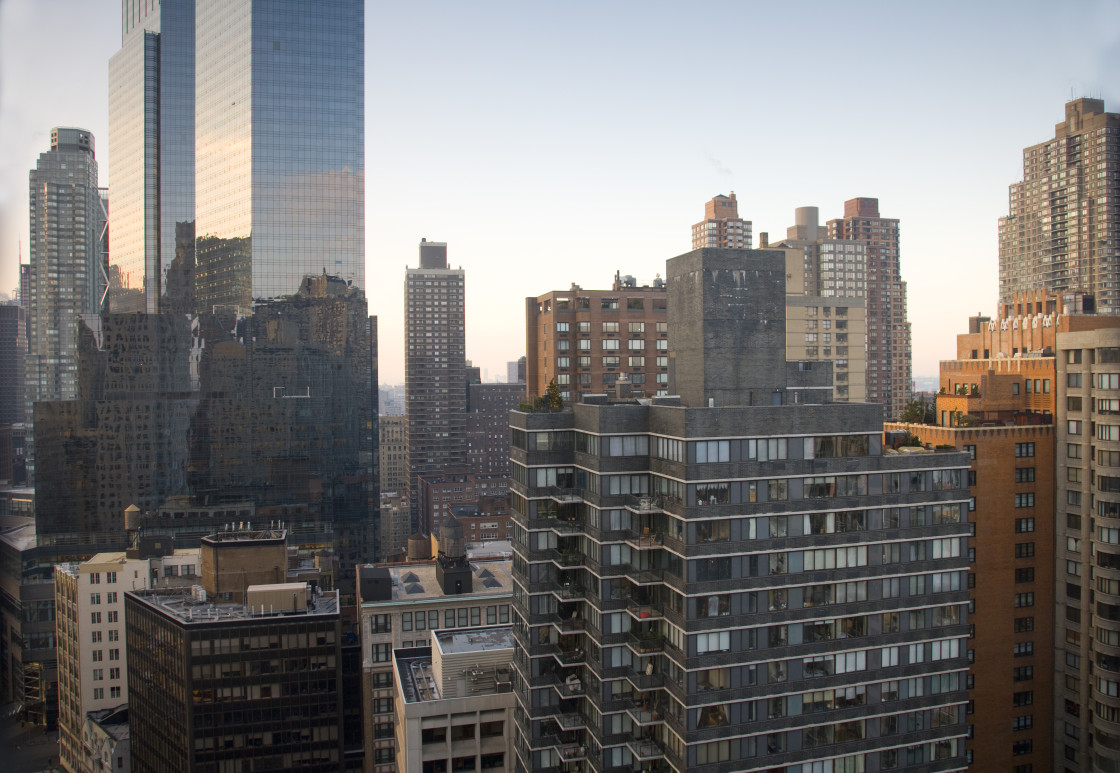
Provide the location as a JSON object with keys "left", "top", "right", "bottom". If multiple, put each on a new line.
{"left": 360, "top": 558, "right": 513, "bottom": 605}
{"left": 435, "top": 626, "right": 514, "bottom": 655}
{"left": 128, "top": 583, "right": 338, "bottom": 624}
{"left": 396, "top": 626, "right": 514, "bottom": 703}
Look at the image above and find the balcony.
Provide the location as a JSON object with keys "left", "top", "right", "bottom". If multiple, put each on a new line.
{"left": 626, "top": 600, "right": 663, "bottom": 620}
{"left": 548, "top": 644, "right": 586, "bottom": 665}
{"left": 552, "top": 672, "right": 585, "bottom": 699}
{"left": 551, "top": 613, "right": 587, "bottom": 637}
{"left": 547, "top": 487, "right": 583, "bottom": 503}
{"left": 625, "top": 700, "right": 666, "bottom": 727}
{"left": 554, "top": 743, "right": 587, "bottom": 763}
{"left": 627, "top": 632, "right": 665, "bottom": 654}
{"left": 551, "top": 520, "right": 584, "bottom": 537}
{"left": 548, "top": 549, "right": 584, "bottom": 568}
{"left": 626, "top": 737, "right": 666, "bottom": 761}
{"left": 625, "top": 530, "right": 664, "bottom": 551}
{"left": 625, "top": 496, "right": 663, "bottom": 514}
{"left": 625, "top": 668, "right": 665, "bottom": 691}
{"left": 552, "top": 583, "right": 586, "bottom": 602}
{"left": 554, "top": 712, "right": 588, "bottom": 732}
{"left": 625, "top": 566, "right": 663, "bottom": 585}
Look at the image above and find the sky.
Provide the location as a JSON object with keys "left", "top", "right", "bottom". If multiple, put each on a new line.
{"left": 3, "top": 0, "right": 1120, "bottom": 386}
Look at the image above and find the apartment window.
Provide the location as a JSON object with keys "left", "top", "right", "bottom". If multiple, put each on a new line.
{"left": 1015, "top": 568, "right": 1035, "bottom": 583}
{"left": 370, "top": 615, "right": 391, "bottom": 634}
{"left": 1012, "top": 740, "right": 1033, "bottom": 755}
{"left": 656, "top": 339, "right": 667, "bottom": 351}
{"left": 1013, "top": 666, "right": 1034, "bottom": 682}
{"left": 1014, "top": 617, "right": 1034, "bottom": 632}
{"left": 90, "top": 612, "right": 101, "bottom": 624}
{"left": 629, "top": 322, "right": 645, "bottom": 333}
{"left": 1015, "top": 543, "right": 1035, "bottom": 558}
{"left": 1015, "top": 467, "right": 1035, "bottom": 483}
{"left": 1014, "top": 593, "right": 1035, "bottom": 608}
{"left": 1012, "top": 715, "right": 1034, "bottom": 731}
{"left": 1069, "top": 420, "right": 1083, "bottom": 435}
{"left": 1013, "top": 641, "right": 1034, "bottom": 657}
{"left": 1069, "top": 443, "right": 1083, "bottom": 459}
{"left": 1015, "top": 518, "right": 1035, "bottom": 533}
{"left": 602, "top": 321, "right": 619, "bottom": 333}
{"left": 627, "top": 338, "right": 644, "bottom": 351}
{"left": 1015, "top": 443, "right": 1035, "bottom": 457}
{"left": 964, "top": 445, "right": 977, "bottom": 460}
{"left": 602, "top": 339, "right": 619, "bottom": 351}
{"left": 371, "top": 644, "right": 391, "bottom": 662}
{"left": 1013, "top": 691, "right": 1033, "bottom": 706}
{"left": 1015, "top": 493, "right": 1035, "bottom": 508}
{"left": 1068, "top": 372, "right": 1083, "bottom": 388}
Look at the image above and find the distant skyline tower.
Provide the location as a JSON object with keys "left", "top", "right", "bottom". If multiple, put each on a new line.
{"left": 108, "top": 0, "right": 365, "bottom": 314}
{"left": 828, "top": 197, "right": 912, "bottom": 418}
{"left": 999, "top": 98, "right": 1120, "bottom": 314}
{"left": 405, "top": 239, "right": 466, "bottom": 534}
{"left": 26, "top": 127, "right": 106, "bottom": 415}
{"left": 691, "top": 191, "right": 751, "bottom": 250}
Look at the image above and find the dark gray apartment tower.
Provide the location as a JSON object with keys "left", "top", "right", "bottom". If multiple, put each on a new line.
{"left": 0, "top": 305, "right": 26, "bottom": 426}
{"left": 667, "top": 248, "right": 789, "bottom": 407}
{"left": 510, "top": 248, "right": 971, "bottom": 772}
{"left": 405, "top": 239, "right": 466, "bottom": 534}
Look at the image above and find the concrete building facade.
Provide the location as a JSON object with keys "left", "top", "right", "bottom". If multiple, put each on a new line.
{"left": 406, "top": 240, "right": 467, "bottom": 531}
{"left": 357, "top": 553, "right": 514, "bottom": 773}
{"left": 511, "top": 248, "right": 971, "bottom": 772}
{"left": 828, "top": 197, "right": 913, "bottom": 418}
{"left": 393, "top": 629, "right": 515, "bottom": 773}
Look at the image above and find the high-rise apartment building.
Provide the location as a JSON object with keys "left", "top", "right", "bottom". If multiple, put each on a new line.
{"left": 467, "top": 382, "right": 524, "bottom": 477}
{"left": 691, "top": 192, "right": 751, "bottom": 250}
{"left": 406, "top": 240, "right": 466, "bottom": 532}
{"left": 525, "top": 274, "right": 669, "bottom": 404}
{"left": 379, "top": 414, "right": 409, "bottom": 496}
{"left": 999, "top": 99, "right": 1120, "bottom": 314}
{"left": 108, "top": 0, "right": 364, "bottom": 313}
{"left": 771, "top": 206, "right": 869, "bottom": 403}
{"left": 26, "top": 128, "right": 106, "bottom": 414}
{"left": 886, "top": 298, "right": 1073, "bottom": 771}
{"left": 829, "top": 197, "right": 912, "bottom": 417}
{"left": 511, "top": 248, "right": 971, "bottom": 772}
{"left": 0, "top": 304, "right": 26, "bottom": 426}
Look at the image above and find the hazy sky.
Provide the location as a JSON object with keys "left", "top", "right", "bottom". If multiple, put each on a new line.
{"left": 3, "top": 0, "right": 1120, "bottom": 385}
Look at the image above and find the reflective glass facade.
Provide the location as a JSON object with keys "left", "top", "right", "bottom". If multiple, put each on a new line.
{"left": 109, "top": 0, "right": 362, "bottom": 314}
{"left": 195, "top": 0, "right": 365, "bottom": 313}
{"left": 109, "top": 0, "right": 195, "bottom": 314}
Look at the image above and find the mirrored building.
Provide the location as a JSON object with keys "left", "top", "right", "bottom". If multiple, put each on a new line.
{"left": 108, "top": 0, "right": 365, "bottom": 313}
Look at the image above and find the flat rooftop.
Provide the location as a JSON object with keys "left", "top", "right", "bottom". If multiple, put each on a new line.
{"left": 435, "top": 626, "right": 514, "bottom": 655}
{"left": 397, "top": 626, "right": 514, "bottom": 704}
{"left": 128, "top": 584, "right": 338, "bottom": 624}
{"left": 360, "top": 558, "right": 514, "bottom": 605}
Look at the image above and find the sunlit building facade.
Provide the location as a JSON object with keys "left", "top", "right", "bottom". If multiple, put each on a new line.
{"left": 109, "top": 0, "right": 365, "bottom": 313}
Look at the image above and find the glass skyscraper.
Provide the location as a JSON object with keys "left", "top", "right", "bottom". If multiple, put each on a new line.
{"left": 108, "top": 0, "right": 364, "bottom": 313}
